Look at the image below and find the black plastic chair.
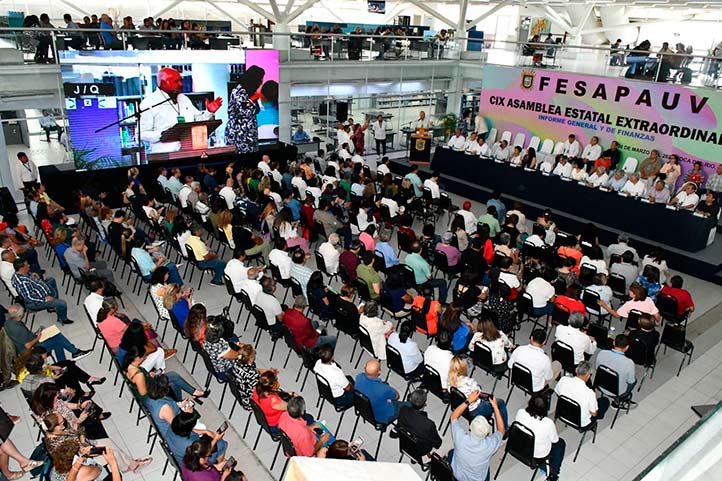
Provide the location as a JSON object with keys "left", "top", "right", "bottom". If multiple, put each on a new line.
{"left": 422, "top": 365, "right": 451, "bottom": 428}
{"left": 226, "top": 375, "right": 254, "bottom": 438}
{"left": 554, "top": 394, "right": 597, "bottom": 462}
{"left": 506, "top": 362, "right": 535, "bottom": 404}
{"left": 624, "top": 309, "right": 643, "bottom": 331}
{"left": 551, "top": 304, "right": 571, "bottom": 326}
{"left": 593, "top": 364, "right": 630, "bottom": 429}
{"left": 354, "top": 324, "right": 377, "bottom": 369}
{"left": 442, "top": 386, "right": 474, "bottom": 435}
{"left": 185, "top": 243, "right": 214, "bottom": 289}
{"left": 608, "top": 273, "right": 629, "bottom": 302}
{"left": 551, "top": 340, "right": 577, "bottom": 375}
{"left": 315, "top": 249, "right": 339, "bottom": 283}
{"left": 587, "top": 323, "right": 612, "bottom": 350}
{"left": 277, "top": 430, "right": 296, "bottom": 479}
{"left": 429, "top": 452, "right": 457, "bottom": 481}
{"left": 582, "top": 289, "right": 609, "bottom": 325}
{"left": 251, "top": 304, "right": 283, "bottom": 362}
{"left": 250, "top": 400, "right": 283, "bottom": 469}
{"left": 398, "top": 426, "right": 430, "bottom": 470}
{"left": 493, "top": 421, "right": 547, "bottom": 480}
{"left": 470, "top": 342, "right": 508, "bottom": 395}
{"left": 196, "top": 347, "right": 229, "bottom": 409}
{"left": 656, "top": 323, "right": 694, "bottom": 376}
{"left": 223, "top": 274, "right": 246, "bottom": 324}
{"left": 517, "top": 291, "right": 548, "bottom": 332}
{"left": 385, "top": 343, "right": 421, "bottom": 400}
{"left": 656, "top": 292, "right": 688, "bottom": 327}
{"left": 315, "top": 371, "right": 353, "bottom": 437}
{"left": 625, "top": 337, "right": 656, "bottom": 392}
{"left": 268, "top": 262, "right": 293, "bottom": 304}
{"left": 350, "top": 390, "right": 392, "bottom": 460}
{"left": 334, "top": 300, "right": 361, "bottom": 361}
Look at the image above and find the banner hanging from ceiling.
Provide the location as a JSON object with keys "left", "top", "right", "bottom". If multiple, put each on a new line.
{"left": 479, "top": 65, "right": 722, "bottom": 181}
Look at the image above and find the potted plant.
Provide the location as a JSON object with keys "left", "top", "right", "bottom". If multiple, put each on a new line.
{"left": 440, "top": 113, "right": 458, "bottom": 139}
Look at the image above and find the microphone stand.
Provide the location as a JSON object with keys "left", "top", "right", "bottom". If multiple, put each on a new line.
{"left": 94, "top": 94, "right": 177, "bottom": 165}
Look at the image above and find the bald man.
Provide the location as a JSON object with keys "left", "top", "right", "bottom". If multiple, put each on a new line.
{"left": 354, "top": 359, "right": 407, "bottom": 423}
{"left": 139, "top": 67, "right": 223, "bottom": 153}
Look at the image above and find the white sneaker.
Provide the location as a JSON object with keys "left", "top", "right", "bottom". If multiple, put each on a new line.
{"left": 151, "top": 240, "right": 165, "bottom": 247}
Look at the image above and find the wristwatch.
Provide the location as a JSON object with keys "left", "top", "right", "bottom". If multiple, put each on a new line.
{"left": 463, "top": 399, "right": 471, "bottom": 406}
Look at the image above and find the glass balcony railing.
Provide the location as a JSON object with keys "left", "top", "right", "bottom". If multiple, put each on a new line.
{"left": 634, "top": 401, "right": 722, "bottom": 481}
{"left": 0, "top": 27, "right": 721, "bottom": 90}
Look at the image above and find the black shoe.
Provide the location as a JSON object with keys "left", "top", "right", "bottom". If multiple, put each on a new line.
{"left": 388, "top": 429, "right": 399, "bottom": 439}
{"left": 88, "top": 377, "right": 106, "bottom": 386}
{"left": 72, "top": 349, "right": 92, "bottom": 361}
{"left": 210, "top": 280, "right": 224, "bottom": 286}
{"left": 98, "top": 412, "right": 112, "bottom": 421}
{"left": 546, "top": 475, "right": 559, "bottom": 481}
{"left": 61, "top": 319, "right": 75, "bottom": 325}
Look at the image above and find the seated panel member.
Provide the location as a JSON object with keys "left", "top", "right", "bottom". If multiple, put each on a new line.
{"left": 621, "top": 173, "right": 646, "bottom": 197}
{"left": 492, "top": 139, "right": 510, "bottom": 162}
{"left": 447, "top": 128, "right": 466, "bottom": 150}
{"left": 562, "top": 133, "right": 581, "bottom": 157}
{"left": 581, "top": 136, "right": 602, "bottom": 166}
{"left": 669, "top": 182, "right": 699, "bottom": 210}
{"left": 464, "top": 132, "right": 482, "bottom": 155}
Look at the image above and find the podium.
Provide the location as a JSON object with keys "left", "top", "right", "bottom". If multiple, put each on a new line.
{"left": 148, "top": 119, "right": 235, "bottom": 161}
{"left": 409, "top": 128, "right": 431, "bottom": 165}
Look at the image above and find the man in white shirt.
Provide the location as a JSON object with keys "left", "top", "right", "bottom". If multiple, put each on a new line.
{"left": 621, "top": 173, "right": 645, "bottom": 197}
{"left": 552, "top": 156, "right": 573, "bottom": 177}
{"left": 492, "top": 140, "right": 510, "bottom": 161}
{"left": 581, "top": 136, "right": 602, "bottom": 165}
{"left": 254, "top": 277, "right": 285, "bottom": 334}
{"left": 607, "top": 234, "right": 639, "bottom": 262}
{"left": 477, "top": 136, "right": 491, "bottom": 157}
{"left": 464, "top": 132, "right": 481, "bottom": 155}
{"left": 562, "top": 133, "right": 581, "bottom": 158}
{"left": 555, "top": 361, "right": 609, "bottom": 426}
{"left": 177, "top": 176, "right": 194, "bottom": 208}
{"left": 167, "top": 169, "right": 183, "bottom": 198}
{"left": 83, "top": 279, "right": 107, "bottom": 324}
{"left": 336, "top": 124, "right": 352, "bottom": 153}
{"left": 218, "top": 178, "right": 237, "bottom": 210}
{"left": 424, "top": 331, "right": 455, "bottom": 390}
{"left": 16, "top": 152, "right": 39, "bottom": 191}
{"left": 371, "top": 115, "right": 387, "bottom": 157}
{"left": 669, "top": 183, "right": 699, "bottom": 210}
{"left": 456, "top": 201, "right": 477, "bottom": 234}
{"left": 139, "top": 67, "right": 221, "bottom": 154}
{"left": 377, "top": 157, "right": 391, "bottom": 176}
{"left": 318, "top": 233, "right": 341, "bottom": 274}
{"left": 554, "top": 312, "right": 597, "bottom": 365}
{"left": 291, "top": 169, "right": 308, "bottom": 200}
{"left": 338, "top": 143, "right": 353, "bottom": 161}
{"left": 313, "top": 345, "right": 354, "bottom": 407}
{"left": 413, "top": 110, "right": 433, "bottom": 130}
{"left": 447, "top": 128, "right": 466, "bottom": 151}
{"left": 423, "top": 172, "right": 441, "bottom": 200}
{"left": 525, "top": 269, "right": 556, "bottom": 316}
{"left": 525, "top": 224, "right": 547, "bottom": 247}
{"left": 0, "top": 250, "right": 17, "bottom": 296}
{"left": 586, "top": 165, "right": 609, "bottom": 187}
{"left": 257, "top": 154, "right": 271, "bottom": 176}
{"left": 269, "top": 238, "right": 292, "bottom": 280}
{"left": 156, "top": 167, "right": 169, "bottom": 190}
{"left": 351, "top": 151, "right": 364, "bottom": 165}
{"left": 508, "top": 329, "right": 560, "bottom": 393}
{"left": 224, "top": 248, "right": 253, "bottom": 293}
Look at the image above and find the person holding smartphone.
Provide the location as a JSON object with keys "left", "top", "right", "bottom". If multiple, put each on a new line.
{"left": 181, "top": 438, "right": 236, "bottom": 481}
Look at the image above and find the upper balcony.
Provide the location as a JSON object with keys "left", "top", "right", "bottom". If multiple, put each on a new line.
{"left": 0, "top": 26, "right": 720, "bottom": 91}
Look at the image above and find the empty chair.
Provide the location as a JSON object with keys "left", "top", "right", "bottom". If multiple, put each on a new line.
{"left": 621, "top": 157, "right": 638, "bottom": 173}
{"left": 513, "top": 133, "right": 526, "bottom": 150}
{"left": 500, "top": 130, "right": 512, "bottom": 144}
{"left": 552, "top": 141, "right": 565, "bottom": 156}
{"left": 528, "top": 136, "right": 541, "bottom": 152}
{"left": 487, "top": 127, "right": 498, "bottom": 144}
{"left": 656, "top": 323, "right": 694, "bottom": 376}
{"left": 539, "top": 138, "right": 554, "bottom": 155}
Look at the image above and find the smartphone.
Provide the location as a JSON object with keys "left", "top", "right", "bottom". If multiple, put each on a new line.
{"left": 478, "top": 392, "right": 491, "bottom": 400}
{"left": 229, "top": 343, "right": 241, "bottom": 352}
{"left": 217, "top": 421, "right": 229, "bottom": 434}
{"left": 224, "top": 457, "right": 237, "bottom": 470}
{"left": 88, "top": 446, "right": 106, "bottom": 456}
{"left": 313, "top": 427, "right": 324, "bottom": 436}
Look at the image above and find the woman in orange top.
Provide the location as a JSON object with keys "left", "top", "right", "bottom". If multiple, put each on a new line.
{"left": 554, "top": 283, "right": 586, "bottom": 316}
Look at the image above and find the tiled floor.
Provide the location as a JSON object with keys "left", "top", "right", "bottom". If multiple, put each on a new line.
{"left": 1, "top": 175, "right": 721, "bottom": 481}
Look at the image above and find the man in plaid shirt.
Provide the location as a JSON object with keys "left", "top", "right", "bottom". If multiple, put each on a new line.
{"left": 11, "top": 259, "right": 73, "bottom": 324}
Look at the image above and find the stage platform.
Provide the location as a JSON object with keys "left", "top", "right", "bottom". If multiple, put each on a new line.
{"left": 389, "top": 157, "right": 722, "bottom": 285}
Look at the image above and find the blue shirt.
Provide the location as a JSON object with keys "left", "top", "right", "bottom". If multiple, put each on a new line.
{"left": 354, "top": 373, "right": 397, "bottom": 423}
{"left": 404, "top": 173, "right": 423, "bottom": 197}
{"left": 450, "top": 420, "right": 502, "bottom": 481}
{"left": 54, "top": 244, "right": 69, "bottom": 269}
{"left": 405, "top": 253, "right": 431, "bottom": 285}
{"left": 451, "top": 323, "right": 470, "bottom": 352}
{"left": 132, "top": 247, "right": 155, "bottom": 278}
{"left": 100, "top": 22, "right": 114, "bottom": 44}
{"left": 292, "top": 130, "right": 311, "bottom": 143}
{"left": 285, "top": 198, "right": 301, "bottom": 221}
{"left": 146, "top": 397, "right": 179, "bottom": 438}
{"left": 172, "top": 300, "right": 190, "bottom": 329}
{"left": 486, "top": 198, "right": 506, "bottom": 223}
{"left": 282, "top": 172, "right": 294, "bottom": 191}
{"left": 375, "top": 242, "right": 399, "bottom": 267}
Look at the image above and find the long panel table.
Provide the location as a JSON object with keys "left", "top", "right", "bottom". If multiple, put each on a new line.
{"left": 431, "top": 148, "right": 714, "bottom": 252}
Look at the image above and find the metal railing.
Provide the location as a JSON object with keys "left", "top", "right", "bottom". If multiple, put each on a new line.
{"left": 2, "top": 26, "right": 722, "bottom": 89}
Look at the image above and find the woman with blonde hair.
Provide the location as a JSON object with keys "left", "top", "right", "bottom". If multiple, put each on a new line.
{"left": 217, "top": 210, "right": 235, "bottom": 249}
{"left": 447, "top": 355, "right": 509, "bottom": 427}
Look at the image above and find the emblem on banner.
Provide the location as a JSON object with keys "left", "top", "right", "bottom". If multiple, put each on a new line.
{"left": 415, "top": 138, "right": 426, "bottom": 151}
{"left": 521, "top": 70, "right": 535, "bottom": 90}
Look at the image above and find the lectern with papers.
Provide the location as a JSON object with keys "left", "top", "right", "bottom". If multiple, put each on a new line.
{"left": 149, "top": 119, "right": 236, "bottom": 161}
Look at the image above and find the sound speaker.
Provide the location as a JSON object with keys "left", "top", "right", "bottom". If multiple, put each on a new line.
{"left": 336, "top": 102, "right": 348, "bottom": 122}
